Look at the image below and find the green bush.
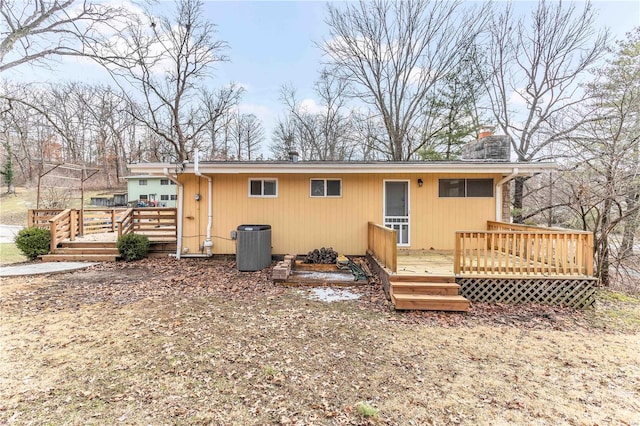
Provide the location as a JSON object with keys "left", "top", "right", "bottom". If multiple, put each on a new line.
{"left": 14, "top": 227, "right": 51, "bottom": 260}
{"left": 116, "top": 233, "right": 150, "bottom": 261}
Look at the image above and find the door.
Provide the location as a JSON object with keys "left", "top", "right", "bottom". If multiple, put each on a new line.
{"left": 384, "top": 180, "right": 409, "bottom": 246}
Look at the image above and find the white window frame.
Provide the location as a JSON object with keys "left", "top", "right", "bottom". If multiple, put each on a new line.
{"left": 248, "top": 178, "right": 278, "bottom": 198}
{"left": 139, "top": 179, "right": 147, "bottom": 186}
{"left": 160, "top": 194, "right": 169, "bottom": 201}
{"left": 170, "top": 194, "right": 177, "bottom": 201}
{"left": 160, "top": 179, "right": 169, "bottom": 185}
{"left": 309, "top": 178, "right": 342, "bottom": 198}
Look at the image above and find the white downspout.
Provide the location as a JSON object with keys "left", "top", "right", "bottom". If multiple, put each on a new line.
{"left": 194, "top": 150, "right": 213, "bottom": 256}
{"left": 495, "top": 168, "right": 518, "bottom": 222}
{"left": 163, "top": 167, "right": 184, "bottom": 259}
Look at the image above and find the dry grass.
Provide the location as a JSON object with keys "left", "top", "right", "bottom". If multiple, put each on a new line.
{"left": 0, "top": 243, "right": 27, "bottom": 265}
{"left": 1, "top": 259, "right": 639, "bottom": 425}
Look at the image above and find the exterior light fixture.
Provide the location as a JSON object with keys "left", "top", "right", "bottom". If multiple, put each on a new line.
{"left": 417, "top": 178, "right": 424, "bottom": 187}
{"left": 194, "top": 193, "right": 201, "bottom": 201}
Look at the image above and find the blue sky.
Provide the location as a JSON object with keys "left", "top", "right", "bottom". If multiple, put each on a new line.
{"left": 4, "top": 0, "right": 640, "bottom": 152}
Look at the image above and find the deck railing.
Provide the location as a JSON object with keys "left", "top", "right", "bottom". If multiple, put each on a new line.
{"left": 29, "top": 208, "right": 178, "bottom": 248}
{"left": 368, "top": 222, "right": 397, "bottom": 272}
{"left": 48, "top": 209, "right": 78, "bottom": 252}
{"left": 129, "top": 208, "right": 177, "bottom": 241}
{"left": 455, "top": 222, "right": 594, "bottom": 277}
{"left": 116, "top": 208, "right": 135, "bottom": 238}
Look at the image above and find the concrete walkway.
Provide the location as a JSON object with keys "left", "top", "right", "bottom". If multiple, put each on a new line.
{"left": 0, "top": 262, "right": 98, "bottom": 277}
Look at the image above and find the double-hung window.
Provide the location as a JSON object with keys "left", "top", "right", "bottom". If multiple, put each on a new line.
{"left": 249, "top": 179, "right": 278, "bottom": 197}
{"left": 310, "top": 179, "right": 342, "bottom": 197}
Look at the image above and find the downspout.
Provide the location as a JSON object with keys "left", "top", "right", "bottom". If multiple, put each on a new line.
{"left": 495, "top": 168, "right": 518, "bottom": 222}
{"left": 194, "top": 150, "right": 213, "bottom": 256}
{"left": 163, "top": 167, "right": 184, "bottom": 259}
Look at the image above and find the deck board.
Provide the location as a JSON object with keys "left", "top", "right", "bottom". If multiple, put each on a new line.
{"left": 396, "top": 250, "right": 455, "bottom": 276}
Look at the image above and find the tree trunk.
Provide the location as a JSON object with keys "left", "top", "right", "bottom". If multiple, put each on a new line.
{"left": 620, "top": 192, "right": 639, "bottom": 258}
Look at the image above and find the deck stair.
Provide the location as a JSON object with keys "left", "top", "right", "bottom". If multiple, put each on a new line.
{"left": 42, "top": 241, "right": 120, "bottom": 262}
{"left": 390, "top": 275, "right": 469, "bottom": 312}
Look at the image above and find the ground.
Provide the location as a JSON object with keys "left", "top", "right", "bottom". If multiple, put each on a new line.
{"left": 1, "top": 258, "right": 639, "bottom": 425}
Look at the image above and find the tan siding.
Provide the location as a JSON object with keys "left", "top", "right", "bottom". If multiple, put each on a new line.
{"left": 180, "top": 172, "right": 501, "bottom": 255}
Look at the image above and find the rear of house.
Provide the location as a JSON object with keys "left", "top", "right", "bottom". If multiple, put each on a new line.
{"left": 129, "top": 161, "right": 554, "bottom": 257}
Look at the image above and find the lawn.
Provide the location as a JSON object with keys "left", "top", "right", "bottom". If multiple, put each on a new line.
{"left": 1, "top": 258, "right": 639, "bottom": 425}
{"left": 0, "top": 243, "right": 27, "bottom": 265}
{"left": 0, "top": 187, "right": 107, "bottom": 226}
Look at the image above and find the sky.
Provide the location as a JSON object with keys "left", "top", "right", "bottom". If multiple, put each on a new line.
{"left": 4, "top": 0, "right": 640, "bottom": 154}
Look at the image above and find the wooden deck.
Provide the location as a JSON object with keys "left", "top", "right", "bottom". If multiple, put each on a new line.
{"left": 396, "top": 250, "right": 455, "bottom": 276}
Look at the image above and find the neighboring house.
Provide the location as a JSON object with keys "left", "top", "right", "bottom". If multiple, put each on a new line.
{"left": 90, "top": 192, "right": 128, "bottom": 207}
{"left": 124, "top": 175, "right": 178, "bottom": 207}
{"left": 128, "top": 138, "right": 554, "bottom": 257}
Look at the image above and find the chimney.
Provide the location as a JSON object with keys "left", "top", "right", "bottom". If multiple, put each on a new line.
{"left": 288, "top": 151, "right": 299, "bottom": 162}
{"left": 478, "top": 126, "right": 494, "bottom": 139}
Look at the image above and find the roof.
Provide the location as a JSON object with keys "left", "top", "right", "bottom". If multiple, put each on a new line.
{"left": 123, "top": 175, "right": 171, "bottom": 180}
{"left": 128, "top": 160, "right": 556, "bottom": 176}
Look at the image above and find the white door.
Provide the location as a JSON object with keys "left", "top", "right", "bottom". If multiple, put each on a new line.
{"left": 384, "top": 180, "right": 409, "bottom": 246}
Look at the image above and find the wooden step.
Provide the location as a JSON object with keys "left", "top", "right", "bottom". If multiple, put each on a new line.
{"left": 41, "top": 254, "right": 119, "bottom": 262}
{"left": 390, "top": 275, "right": 456, "bottom": 283}
{"left": 58, "top": 241, "right": 117, "bottom": 249}
{"left": 391, "top": 282, "right": 460, "bottom": 296}
{"left": 54, "top": 248, "right": 120, "bottom": 255}
{"left": 392, "top": 294, "right": 470, "bottom": 312}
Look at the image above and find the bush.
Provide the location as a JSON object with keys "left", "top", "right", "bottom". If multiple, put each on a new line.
{"left": 15, "top": 227, "right": 51, "bottom": 260}
{"left": 117, "top": 233, "right": 150, "bottom": 261}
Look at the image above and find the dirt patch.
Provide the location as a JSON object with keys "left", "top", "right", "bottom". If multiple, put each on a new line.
{"left": 1, "top": 258, "right": 639, "bottom": 425}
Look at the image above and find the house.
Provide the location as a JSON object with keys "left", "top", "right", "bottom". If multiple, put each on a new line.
{"left": 127, "top": 153, "right": 554, "bottom": 258}
{"left": 124, "top": 175, "right": 178, "bottom": 207}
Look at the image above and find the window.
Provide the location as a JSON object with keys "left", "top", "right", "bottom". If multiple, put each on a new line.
{"left": 170, "top": 180, "right": 176, "bottom": 185}
{"left": 160, "top": 179, "right": 169, "bottom": 185}
{"left": 249, "top": 179, "right": 277, "bottom": 197}
{"left": 160, "top": 194, "right": 169, "bottom": 201}
{"left": 170, "top": 195, "right": 177, "bottom": 201}
{"left": 439, "top": 179, "right": 493, "bottom": 198}
{"left": 466, "top": 179, "right": 494, "bottom": 197}
{"left": 139, "top": 194, "right": 148, "bottom": 200}
{"left": 310, "top": 179, "right": 342, "bottom": 197}
{"left": 139, "top": 179, "right": 147, "bottom": 186}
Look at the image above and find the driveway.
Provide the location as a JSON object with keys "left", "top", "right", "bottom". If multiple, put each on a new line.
{"left": 0, "top": 224, "right": 23, "bottom": 243}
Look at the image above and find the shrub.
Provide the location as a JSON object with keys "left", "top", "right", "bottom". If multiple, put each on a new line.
{"left": 15, "top": 227, "right": 51, "bottom": 260}
{"left": 356, "top": 402, "right": 379, "bottom": 418}
{"left": 116, "top": 233, "right": 150, "bottom": 261}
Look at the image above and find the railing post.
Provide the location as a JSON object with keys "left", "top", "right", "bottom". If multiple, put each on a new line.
{"left": 28, "top": 210, "right": 34, "bottom": 227}
{"left": 70, "top": 209, "right": 76, "bottom": 241}
{"left": 111, "top": 209, "right": 116, "bottom": 233}
{"left": 454, "top": 232, "right": 461, "bottom": 274}
{"left": 49, "top": 219, "right": 57, "bottom": 253}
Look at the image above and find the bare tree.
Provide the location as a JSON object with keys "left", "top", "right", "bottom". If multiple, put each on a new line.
{"left": 322, "top": 0, "right": 487, "bottom": 160}
{"left": 561, "top": 29, "right": 640, "bottom": 286}
{"left": 200, "top": 85, "right": 244, "bottom": 160}
{"left": 101, "top": 0, "right": 239, "bottom": 162}
{"left": 482, "top": 1, "right": 608, "bottom": 222}
{"left": 277, "top": 71, "right": 357, "bottom": 161}
{"left": 0, "top": 0, "right": 132, "bottom": 72}
{"left": 228, "top": 112, "right": 264, "bottom": 161}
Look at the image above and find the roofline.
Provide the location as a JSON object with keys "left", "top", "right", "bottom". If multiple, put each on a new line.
{"left": 128, "top": 161, "right": 556, "bottom": 176}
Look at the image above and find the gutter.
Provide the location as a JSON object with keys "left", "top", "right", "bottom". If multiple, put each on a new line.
{"left": 495, "top": 168, "right": 518, "bottom": 222}
{"left": 163, "top": 167, "right": 184, "bottom": 259}
{"left": 194, "top": 150, "right": 214, "bottom": 256}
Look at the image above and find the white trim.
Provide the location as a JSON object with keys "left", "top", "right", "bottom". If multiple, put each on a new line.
{"left": 248, "top": 178, "right": 278, "bottom": 198}
{"left": 383, "top": 179, "right": 410, "bottom": 247}
{"left": 129, "top": 161, "right": 555, "bottom": 176}
{"left": 309, "top": 178, "right": 342, "bottom": 198}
